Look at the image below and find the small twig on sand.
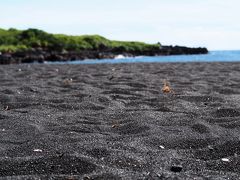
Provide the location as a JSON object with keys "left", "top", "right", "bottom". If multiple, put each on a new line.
{"left": 4, "top": 106, "right": 10, "bottom": 111}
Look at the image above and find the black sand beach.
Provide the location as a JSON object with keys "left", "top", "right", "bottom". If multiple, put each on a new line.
{"left": 1, "top": 62, "right": 240, "bottom": 179}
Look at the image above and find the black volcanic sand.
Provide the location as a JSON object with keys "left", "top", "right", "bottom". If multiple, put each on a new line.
{"left": 0, "top": 62, "right": 240, "bottom": 179}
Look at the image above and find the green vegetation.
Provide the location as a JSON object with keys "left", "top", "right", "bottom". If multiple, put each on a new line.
{"left": 0, "top": 28, "right": 160, "bottom": 53}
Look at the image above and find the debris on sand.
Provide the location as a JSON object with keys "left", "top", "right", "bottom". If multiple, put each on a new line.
{"left": 33, "top": 149, "right": 43, "bottom": 152}
{"left": 159, "top": 145, "right": 165, "bottom": 149}
{"left": 170, "top": 165, "right": 183, "bottom": 172}
{"left": 63, "top": 78, "right": 73, "bottom": 86}
{"left": 4, "top": 106, "right": 10, "bottom": 111}
{"left": 162, "top": 80, "right": 174, "bottom": 94}
{"left": 221, "top": 158, "right": 230, "bottom": 162}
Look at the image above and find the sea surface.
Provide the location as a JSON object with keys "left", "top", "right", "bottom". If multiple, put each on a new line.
{"left": 46, "top": 50, "right": 240, "bottom": 64}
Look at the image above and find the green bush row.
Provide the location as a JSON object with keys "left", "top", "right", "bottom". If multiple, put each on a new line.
{"left": 0, "top": 28, "right": 160, "bottom": 53}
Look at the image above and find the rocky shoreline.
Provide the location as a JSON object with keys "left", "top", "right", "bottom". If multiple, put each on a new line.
{"left": 0, "top": 45, "right": 208, "bottom": 64}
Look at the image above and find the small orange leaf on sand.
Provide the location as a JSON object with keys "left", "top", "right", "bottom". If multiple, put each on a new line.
{"left": 162, "top": 80, "right": 173, "bottom": 94}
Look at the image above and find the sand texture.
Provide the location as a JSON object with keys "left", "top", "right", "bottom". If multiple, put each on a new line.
{"left": 0, "top": 62, "right": 240, "bottom": 179}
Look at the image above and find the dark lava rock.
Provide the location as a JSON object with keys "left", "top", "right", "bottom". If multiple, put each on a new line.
{"left": 0, "top": 45, "right": 208, "bottom": 64}
{"left": 170, "top": 165, "right": 183, "bottom": 172}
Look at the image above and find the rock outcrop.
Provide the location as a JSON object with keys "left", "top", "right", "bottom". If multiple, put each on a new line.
{"left": 0, "top": 46, "right": 208, "bottom": 64}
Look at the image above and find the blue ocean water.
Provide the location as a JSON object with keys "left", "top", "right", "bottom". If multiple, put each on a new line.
{"left": 46, "top": 50, "right": 240, "bottom": 64}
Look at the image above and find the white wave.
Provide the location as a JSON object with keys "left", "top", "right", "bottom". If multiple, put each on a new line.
{"left": 114, "top": 55, "right": 126, "bottom": 59}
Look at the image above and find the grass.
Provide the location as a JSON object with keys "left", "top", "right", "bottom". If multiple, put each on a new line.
{"left": 0, "top": 28, "right": 161, "bottom": 53}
